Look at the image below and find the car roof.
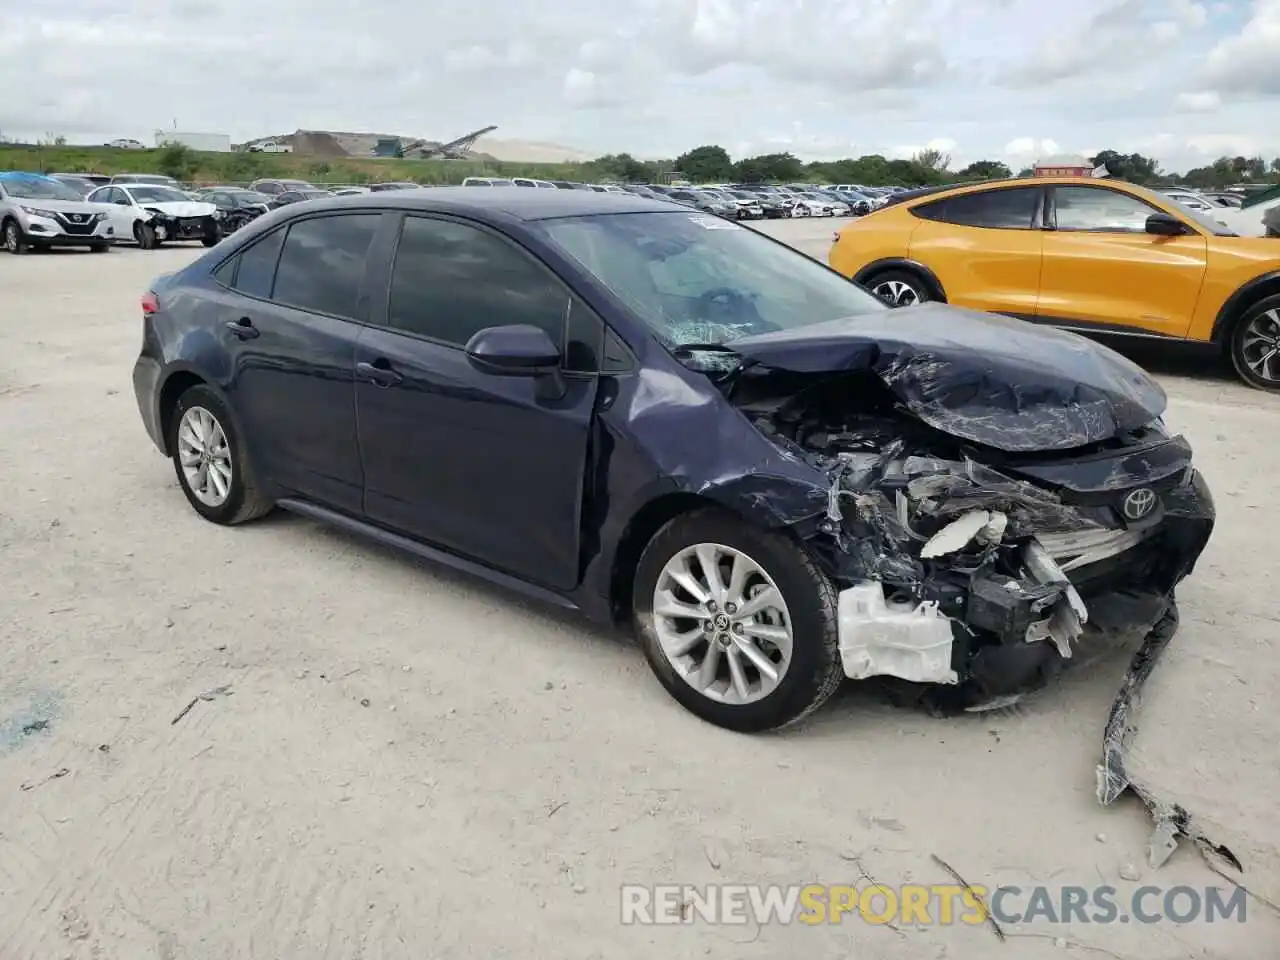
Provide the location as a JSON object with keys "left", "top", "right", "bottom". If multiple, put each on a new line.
{"left": 277, "top": 187, "right": 674, "bottom": 221}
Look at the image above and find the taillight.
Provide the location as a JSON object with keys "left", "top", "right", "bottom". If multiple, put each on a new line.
{"left": 141, "top": 292, "right": 159, "bottom": 316}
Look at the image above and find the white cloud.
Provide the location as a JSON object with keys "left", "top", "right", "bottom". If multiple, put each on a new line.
{"left": 0, "top": 0, "right": 1274, "bottom": 173}
{"left": 1175, "top": 91, "right": 1222, "bottom": 112}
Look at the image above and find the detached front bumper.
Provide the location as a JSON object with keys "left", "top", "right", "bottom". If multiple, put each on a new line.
{"left": 151, "top": 214, "right": 217, "bottom": 242}
{"left": 831, "top": 455, "right": 1215, "bottom": 706}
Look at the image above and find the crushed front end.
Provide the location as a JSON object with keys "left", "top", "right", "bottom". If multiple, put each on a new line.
{"left": 734, "top": 371, "right": 1215, "bottom": 712}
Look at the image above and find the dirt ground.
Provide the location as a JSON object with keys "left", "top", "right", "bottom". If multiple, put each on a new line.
{"left": 2, "top": 223, "right": 1277, "bottom": 959}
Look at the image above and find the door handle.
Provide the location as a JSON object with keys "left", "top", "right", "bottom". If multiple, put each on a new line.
{"left": 225, "top": 317, "right": 259, "bottom": 339}
{"left": 356, "top": 360, "right": 403, "bottom": 387}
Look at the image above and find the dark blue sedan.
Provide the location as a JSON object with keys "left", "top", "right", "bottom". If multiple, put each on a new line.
{"left": 132, "top": 189, "right": 1214, "bottom": 731}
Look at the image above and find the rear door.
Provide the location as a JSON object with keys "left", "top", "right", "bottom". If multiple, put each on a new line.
{"left": 353, "top": 213, "right": 600, "bottom": 591}
{"left": 1037, "top": 185, "right": 1208, "bottom": 338}
{"left": 906, "top": 184, "right": 1046, "bottom": 316}
{"left": 215, "top": 212, "right": 382, "bottom": 513}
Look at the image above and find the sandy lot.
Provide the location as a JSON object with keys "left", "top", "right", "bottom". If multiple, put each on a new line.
{"left": 1, "top": 223, "right": 1278, "bottom": 960}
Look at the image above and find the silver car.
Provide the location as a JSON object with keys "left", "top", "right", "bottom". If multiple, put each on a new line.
{"left": 0, "top": 173, "right": 115, "bottom": 254}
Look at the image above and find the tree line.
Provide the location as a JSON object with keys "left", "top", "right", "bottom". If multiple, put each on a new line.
{"left": 589, "top": 144, "right": 1280, "bottom": 190}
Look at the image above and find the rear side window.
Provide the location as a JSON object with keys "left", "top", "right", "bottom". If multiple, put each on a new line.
{"left": 386, "top": 215, "right": 570, "bottom": 351}
{"left": 230, "top": 227, "right": 286, "bottom": 299}
{"left": 913, "top": 187, "right": 1041, "bottom": 229}
{"left": 272, "top": 214, "right": 380, "bottom": 320}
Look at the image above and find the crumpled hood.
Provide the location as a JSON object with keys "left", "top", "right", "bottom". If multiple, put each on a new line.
{"left": 141, "top": 201, "right": 217, "bottom": 218}
{"left": 727, "top": 302, "right": 1167, "bottom": 453}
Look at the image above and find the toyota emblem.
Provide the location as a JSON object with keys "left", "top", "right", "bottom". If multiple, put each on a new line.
{"left": 1121, "top": 487, "right": 1157, "bottom": 521}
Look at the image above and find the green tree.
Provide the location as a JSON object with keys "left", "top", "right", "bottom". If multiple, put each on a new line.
{"left": 675, "top": 145, "right": 734, "bottom": 182}
{"left": 156, "top": 143, "right": 198, "bottom": 181}
{"left": 733, "top": 152, "right": 805, "bottom": 183}
{"left": 1090, "top": 150, "right": 1160, "bottom": 184}
{"left": 956, "top": 160, "right": 1012, "bottom": 180}
{"left": 591, "top": 152, "right": 650, "bottom": 182}
{"left": 913, "top": 148, "right": 950, "bottom": 172}
{"left": 1271, "top": 157, "right": 1280, "bottom": 175}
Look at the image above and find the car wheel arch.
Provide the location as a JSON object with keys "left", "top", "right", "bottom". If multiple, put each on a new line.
{"left": 608, "top": 492, "right": 718, "bottom": 623}
{"left": 1212, "top": 271, "right": 1280, "bottom": 348}
{"left": 853, "top": 258, "right": 947, "bottom": 302}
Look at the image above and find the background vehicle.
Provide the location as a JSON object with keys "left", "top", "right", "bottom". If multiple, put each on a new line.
{"left": 369, "top": 182, "right": 424, "bottom": 192}
{"left": 86, "top": 183, "right": 219, "bottom": 248}
{"left": 666, "top": 189, "right": 737, "bottom": 217}
{"left": 200, "top": 187, "right": 275, "bottom": 235}
{"left": 728, "top": 189, "right": 789, "bottom": 218}
{"left": 274, "top": 189, "right": 335, "bottom": 206}
{"left": 105, "top": 138, "right": 145, "bottom": 149}
{"left": 248, "top": 178, "right": 318, "bottom": 197}
{"left": 110, "top": 173, "right": 183, "bottom": 189}
{"left": 47, "top": 174, "right": 98, "bottom": 197}
{"left": 461, "top": 177, "right": 514, "bottom": 187}
{"left": 132, "top": 189, "right": 1213, "bottom": 732}
{"left": 0, "top": 172, "right": 114, "bottom": 254}
{"left": 830, "top": 176, "right": 1280, "bottom": 390}
{"left": 696, "top": 187, "right": 764, "bottom": 219}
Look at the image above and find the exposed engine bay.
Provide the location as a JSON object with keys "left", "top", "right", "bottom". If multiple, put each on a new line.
{"left": 728, "top": 367, "right": 1214, "bottom": 711}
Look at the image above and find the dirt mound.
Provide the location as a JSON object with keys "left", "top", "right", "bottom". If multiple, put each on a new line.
{"left": 289, "top": 131, "right": 350, "bottom": 158}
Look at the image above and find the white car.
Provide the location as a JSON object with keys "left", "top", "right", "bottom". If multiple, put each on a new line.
{"left": 511, "top": 177, "right": 559, "bottom": 189}
{"left": 0, "top": 172, "right": 116, "bottom": 254}
{"left": 85, "top": 183, "right": 220, "bottom": 249}
{"left": 106, "top": 138, "right": 145, "bottom": 149}
{"left": 1161, "top": 189, "right": 1219, "bottom": 215}
{"left": 461, "top": 177, "right": 514, "bottom": 187}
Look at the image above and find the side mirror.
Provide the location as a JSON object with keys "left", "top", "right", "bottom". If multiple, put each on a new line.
{"left": 465, "top": 324, "right": 561, "bottom": 376}
{"left": 1145, "top": 212, "right": 1186, "bottom": 236}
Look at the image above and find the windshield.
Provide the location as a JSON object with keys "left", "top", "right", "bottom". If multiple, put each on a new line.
{"left": 1, "top": 175, "right": 85, "bottom": 201}
{"left": 537, "top": 210, "right": 888, "bottom": 349}
{"left": 128, "top": 186, "right": 189, "bottom": 203}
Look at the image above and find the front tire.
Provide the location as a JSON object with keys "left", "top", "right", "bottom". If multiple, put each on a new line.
{"left": 1228, "top": 294, "right": 1280, "bottom": 392}
{"left": 134, "top": 221, "right": 158, "bottom": 250}
{"left": 3, "top": 218, "right": 26, "bottom": 254}
{"left": 201, "top": 236, "right": 219, "bottom": 248}
{"left": 632, "top": 508, "right": 844, "bottom": 732}
{"left": 168, "top": 384, "right": 274, "bottom": 525}
{"left": 866, "top": 269, "right": 930, "bottom": 308}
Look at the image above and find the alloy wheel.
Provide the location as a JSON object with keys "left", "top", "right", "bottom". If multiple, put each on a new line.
{"left": 177, "top": 406, "right": 233, "bottom": 507}
{"left": 4, "top": 222, "right": 20, "bottom": 253}
{"left": 872, "top": 279, "right": 921, "bottom": 307}
{"left": 651, "top": 543, "right": 794, "bottom": 705}
{"left": 1240, "top": 308, "right": 1280, "bottom": 384}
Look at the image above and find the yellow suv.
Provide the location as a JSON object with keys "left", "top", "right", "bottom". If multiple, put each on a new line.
{"left": 829, "top": 177, "right": 1280, "bottom": 391}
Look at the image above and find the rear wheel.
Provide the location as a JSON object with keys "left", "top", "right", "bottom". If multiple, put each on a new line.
{"left": 90, "top": 243, "right": 110, "bottom": 253}
{"left": 632, "top": 508, "right": 844, "bottom": 732}
{"left": 3, "top": 219, "right": 25, "bottom": 254}
{"left": 201, "top": 237, "right": 219, "bottom": 247}
{"left": 1228, "top": 295, "right": 1280, "bottom": 392}
{"left": 867, "top": 269, "right": 930, "bottom": 307}
{"left": 167, "top": 384, "right": 274, "bottom": 525}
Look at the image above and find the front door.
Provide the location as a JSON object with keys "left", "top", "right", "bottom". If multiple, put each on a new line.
{"left": 354, "top": 213, "right": 598, "bottom": 592}
{"left": 219, "top": 213, "right": 383, "bottom": 514}
{"left": 1037, "top": 185, "right": 1209, "bottom": 338}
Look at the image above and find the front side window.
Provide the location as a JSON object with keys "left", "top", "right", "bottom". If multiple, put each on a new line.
{"left": 272, "top": 214, "right": 380, "bottom": 319}
{"left": 1053, "top": 187, "right": 1162, "bottom": 233}
{"left": 386, "top": 215, "right": 570, "bottom": 350}
{"left": 915, "top": 187, "right": 1041, "bottom": 229}
{"left": 537, "top": 210, "right": 888, "bottom": 349}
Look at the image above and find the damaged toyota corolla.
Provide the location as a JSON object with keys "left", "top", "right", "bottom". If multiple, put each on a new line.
{"left": 133, "top": 191, "right": 1214, "bottom": 742}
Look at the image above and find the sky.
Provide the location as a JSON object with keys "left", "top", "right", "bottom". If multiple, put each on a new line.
{"left": 1, "top": 0, "right": 1277, "bottom": 173}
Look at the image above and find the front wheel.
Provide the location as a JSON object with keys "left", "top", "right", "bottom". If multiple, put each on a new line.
{"left": 632, "top": 508, "right": 844, "bottom": 732}
{"left": 1228, "top": 294, "right": 1280, "bottom": 391}
{"left": 201, "top": 236, "right": 219, "bottom": 247}
{"left": 3, "top": 219, "right": 26, "bottom": 254}
{"left": 90, "top": 243, "right": 110, "bottom": 253}
{"left": 168, "top": 384, "right": 274, "bottom": 525}
{"left": 867, "top": 269, "right": 930, "bottom": 308}
{"left": 134, "top": 220, "right": 159, "bottom": 250}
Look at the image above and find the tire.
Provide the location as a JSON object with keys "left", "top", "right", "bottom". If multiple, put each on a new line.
{"left": 1227, "top": 294, "right": 1280, "bottom": 392}
{"left": 134, "top": 220, "right": 158, "bottom": 250}
{"left": 866, "top": 268, "right": 931, "bottom": 308}
{"left": 201, "top": 236, "right": 219, "bottom": 248}
{"left": 90, "top": 243, "right": 110, "bottom": 253}
{"left": 167, "top": 384, "right": 274, "bottom": 525}
{"left": 3, "top": 218, "right": 26, "bottom": 254}
{"left": 632, "top": 507, "right": 844, "bottom": 733}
